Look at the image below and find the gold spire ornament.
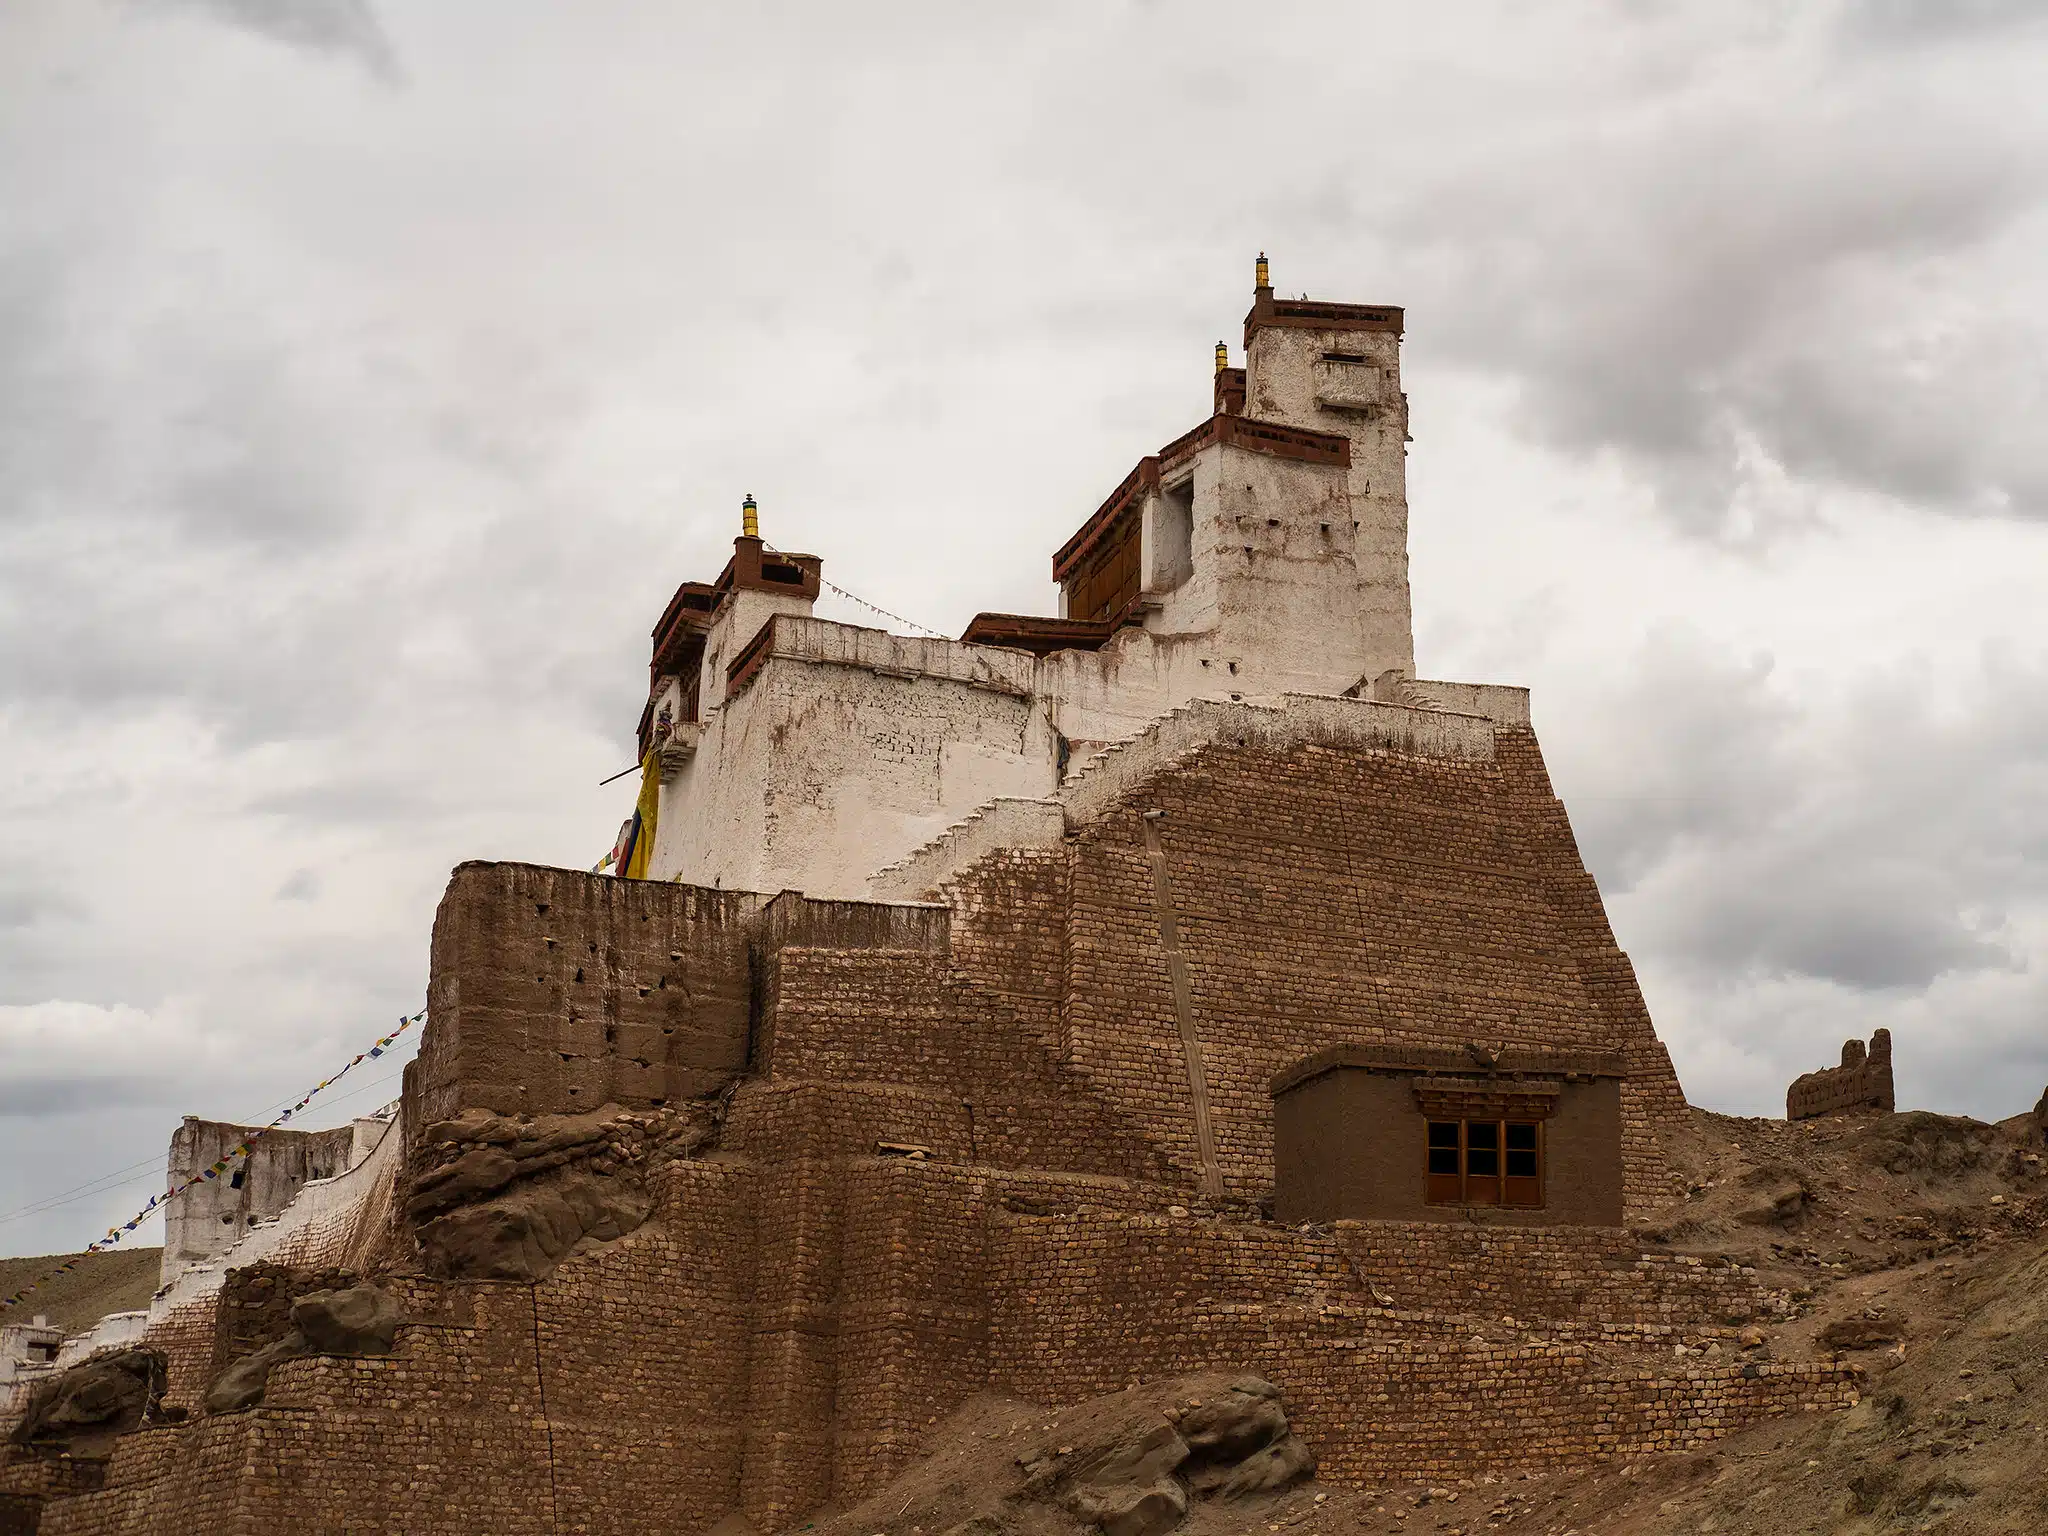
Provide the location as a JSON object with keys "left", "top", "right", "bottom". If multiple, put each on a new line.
{"left": 1255, "top": 252, "right": 1270, "bottom": 290}
{"left": 742, "top": 494, "right": 758, "bottom": 538}
{"left": 1215, "top": 341, "right": 1228, "bottom": 374}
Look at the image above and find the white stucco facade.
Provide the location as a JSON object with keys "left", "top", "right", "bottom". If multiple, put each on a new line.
{"left": 637, "top": 272, "right": 1497, "bottom": 901}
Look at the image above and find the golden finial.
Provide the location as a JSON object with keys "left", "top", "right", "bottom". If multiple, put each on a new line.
{"left": 741, "top": 494, "right": 758, "bottom": 538}
{"left": 1214, "top": 341, "right": 1228, "bottom": 374}
{"left": 1254, "top": 252, "right": 1270, "bottom": 291}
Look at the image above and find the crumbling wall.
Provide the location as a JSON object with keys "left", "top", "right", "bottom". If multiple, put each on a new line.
{"left": 160, "top": 1118, "right": 355, "bottom": 1286}
{"left": 412, "top": 861, "right": 761, "bottom": 1133}
{"left": 1788, "top": 1029, "right": 1895, "bottom": 1120}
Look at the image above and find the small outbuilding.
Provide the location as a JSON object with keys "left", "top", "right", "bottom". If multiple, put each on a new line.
{"left": 1270, "top": 1043, "right": 1628, "bottom": 1226}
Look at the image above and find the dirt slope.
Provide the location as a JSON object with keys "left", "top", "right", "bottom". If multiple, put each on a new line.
{"left": 0, "top": 1249, "right": 161, "bottom": 1336}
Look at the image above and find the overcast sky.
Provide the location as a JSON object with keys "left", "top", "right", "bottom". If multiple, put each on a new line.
{"left": 3, "top": 0, "right": 2045, "bottom": 1260}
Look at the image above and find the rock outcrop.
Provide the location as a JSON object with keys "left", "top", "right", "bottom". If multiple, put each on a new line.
{"left": 407, "top": 1101, "right": 715, "bottom": 1282}
{"left": 8, "top": 1350, "right": 166, "bottom": 1450}
{"left": 203, "top": 1284, "right": 403, "bottom": 1414}
{"left": 817, "top": 1372, "right": 1315, "bottom": 1536}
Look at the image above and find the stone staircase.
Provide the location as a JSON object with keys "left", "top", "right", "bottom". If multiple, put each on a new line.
{"left": 871, "top": 691, "right": 1502, "bottom": 901}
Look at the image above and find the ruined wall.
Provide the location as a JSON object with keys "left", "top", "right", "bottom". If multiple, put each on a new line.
{"left": 413, "top": 861, "right": 761, "bottom": 1132}
{"left": 1788, "top": 1029, "right": 1895, "bottom": 1120}
{"left": 160, "top": 1119, "right": 355, "bottom": 1285}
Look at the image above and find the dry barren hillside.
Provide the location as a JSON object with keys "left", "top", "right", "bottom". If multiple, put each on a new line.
{"left": 0, "top": 1249, "right": 160, "bottom": 1337}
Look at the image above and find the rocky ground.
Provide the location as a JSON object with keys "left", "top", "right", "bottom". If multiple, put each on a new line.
{"left": 806, "top": 1104, "right": 2048, "bottom": 1536}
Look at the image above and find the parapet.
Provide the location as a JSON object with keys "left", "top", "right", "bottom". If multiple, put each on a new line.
{"left": 1786, "top": 1028, "right": 1895, "bottom": 1121}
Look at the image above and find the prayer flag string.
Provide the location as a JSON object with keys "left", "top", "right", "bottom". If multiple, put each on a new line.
{"left": 0, "top": 1009, "right": 425, "bottom": 1313}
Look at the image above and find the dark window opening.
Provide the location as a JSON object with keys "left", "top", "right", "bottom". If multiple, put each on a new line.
{"left": 1322, "top": 351, "right": 1368, "bottom": 364}
{"left": 229, "top": 1169, "right": 245, "bottom": 1189}
{"left": 1426, "top": 1119, "right": 1543, "bottom": 1208}
{"left": 761, "top": 561, "right": 804, "bottom": 584}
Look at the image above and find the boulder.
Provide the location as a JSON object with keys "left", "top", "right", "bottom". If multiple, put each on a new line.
{"left": 204, "top": 1283, "right": 404, "bottom": 1413}
{"left": 1178, "top": 1376, "right": 1288, "bottom": 1463}
{"left": 204, "top": 1333, "right": 304, "bottom": 1415}
{"left": 1053, "top": 1417, "right": 1191, "bottom": 1536}
{"left": 1204, "top": 1434, "right": 1315, "bottom": 1498}
{"left": 1820, "top": 1314, "right": 1905, "bottom": 1351}
{"left": 416, "top": 1167, "right": 651, "bottom": 1282}
{"left": 8, "top": 1350, "right": 164, "bottom": 1446}
{"left": 1854, "top": 1113, "right": 1994, "bottom": 1180}
{"left": 1013, "top": 1372, "right": 1313, "bottom": 1536}
{"left": 408, "top": 1146, "right": 519, "bottom": 1216}
{"left": 292, "top": 1285, "right": 404, "bottom": 1356}
{"left": 1734, "top": 1166, "right": 1810, "bottom": 1226}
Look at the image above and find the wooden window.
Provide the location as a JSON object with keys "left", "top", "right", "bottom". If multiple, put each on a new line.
{"left": 1063, "top": 508, "right": 1142, "bottom": 623}
{"left": 1425, "top": 1119, "right": 1544, "bottom": 1208}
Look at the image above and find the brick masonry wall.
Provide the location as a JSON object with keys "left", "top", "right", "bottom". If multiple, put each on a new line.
{"left": 938, "top": 846, "right": 1070, "bottom": 1050}
{"left": 38, "top": 728, "right": 1791, "bottom": 1531}
{"left": 414, "top": 861, "right": 760, "bottom": 1134}
{"left": 1329, "top": 1222, "right": 1767, "bottom": 1327}
{"left": 1009, "top": 728, "right": 1688, "bottom": 1212}
{"left": 207, "top": 1262, "right": 357, "bottom": 1385}
{"left": 757, "top": 946, "right": 1170, "bottom": 1183}
{"left": 47, "top": 1163, "right": 757, "bottom": 1536}
{"left": 987, "top": 1209, "right": 1856, "bottom": 1483}
{"left": 135, "top": 1300, "right": 216, "bottom": 1417}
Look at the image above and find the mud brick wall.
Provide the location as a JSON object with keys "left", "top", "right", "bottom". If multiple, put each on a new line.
{"left": 50, "top": 1182, "right": 758, "bottom": 1536}
{"left": 415, "top": 861, "right": 762, "bottom": 1132}
{"left": 822, "top": 1159, "right": 1179, "bottom": 1508}
{"left": 1041, "top": 729, "right": 1682, "bottom": 1212}
{"left": 542, "top": 1160, "right": 756, "bottom": 1534}
{"left": 939, "top": 846, "right": 1070, "bottom": 1049}
{"left": 742, "top": 1149, "right": 842, "bottom": 1530}
{"left": 757, "top": 947, "right": 1168, "bottom": 1182}
{"left": 833, "top": 1160, "right": 990, "bottom": 1501}
{"left": 34, "top": 1416, "right": 262, "bottom": 1536}
{"left": 986, "top": 1209, "right": 1855, "bottom": 1483}
{"left": 1490, "top": 730, "right": 1689, "bottom": 1206}
{"left": 1788, "top": 1029, "right": 1896, "bottom": 1120}
{"left": 1330, "top": 1223, "right": 1767, "bottom": 1327}
{"left": 134, "top": 1298, "right": 217, "bottom": 1416}
{"left": 1301, "top": 1332, "right": 1858, "bottom": 1480}
{"left": 726, "top": 1078, "right": 978, "bottom": 1164}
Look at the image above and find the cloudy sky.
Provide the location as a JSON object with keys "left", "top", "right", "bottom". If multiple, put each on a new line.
{"left": 3, "top": 0, "right": 2045, "bottom": 1259}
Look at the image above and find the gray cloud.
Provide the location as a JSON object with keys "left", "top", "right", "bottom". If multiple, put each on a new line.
{"left": 154, "top": 0, "right": 402, "bottom": 81}
{"left": 1387, "top": 85, "right": 2048, "bottom": 535}
{"left": 1841, "top": 0, "right": 2048, "bottom": 47}
{"left": 1564, "top": 637, "right": 2046, "bottom": 993}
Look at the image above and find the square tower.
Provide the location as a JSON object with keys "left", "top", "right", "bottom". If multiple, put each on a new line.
{"left": 1241, "top": 260, "right": 1414, "bottom": 681}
